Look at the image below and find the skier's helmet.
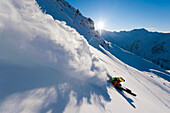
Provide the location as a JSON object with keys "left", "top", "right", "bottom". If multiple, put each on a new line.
{"left": 119, "top": 77, "right": 125, "bottom": 82}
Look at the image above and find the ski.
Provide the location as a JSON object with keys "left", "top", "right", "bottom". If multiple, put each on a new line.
{"left": 122, "top": 87, "right": 137, "bottom": 96}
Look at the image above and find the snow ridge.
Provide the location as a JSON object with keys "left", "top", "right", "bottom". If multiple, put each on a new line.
{"left": 36, "top": 0, "right": 109, "bottom": 49}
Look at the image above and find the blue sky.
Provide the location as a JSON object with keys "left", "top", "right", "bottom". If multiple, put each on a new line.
{"left": 65, "top": 0, "right": 170, "bottom": 32}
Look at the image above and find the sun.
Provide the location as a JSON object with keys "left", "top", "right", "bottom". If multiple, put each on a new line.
{"left": 97, "top": 21, "right": 104, "bottom": 30}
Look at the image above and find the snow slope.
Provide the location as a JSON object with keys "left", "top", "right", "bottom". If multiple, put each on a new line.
{"left": 92, "top": 46, "right": 170, "bottom": 113}
{"left": 102, "top": 29, "right": 170, "bottom": 70}
{"left": 0, "top": 0, "right": 169, "bottom": 113}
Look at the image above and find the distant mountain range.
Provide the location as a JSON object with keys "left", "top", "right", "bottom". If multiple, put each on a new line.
{"left": 102, "top": 28, "right": 170, "bottom": 70}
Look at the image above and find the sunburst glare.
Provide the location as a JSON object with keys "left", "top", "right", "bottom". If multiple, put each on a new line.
{"left": 97, "top": 21, "right": 104, "bottom": 30}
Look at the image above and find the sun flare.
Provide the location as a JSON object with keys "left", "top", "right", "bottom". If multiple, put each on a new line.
{"left": 97, "top": 21, "right": 104, "bottom": 30}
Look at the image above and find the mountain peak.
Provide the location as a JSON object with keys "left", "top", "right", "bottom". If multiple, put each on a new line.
{"left": 36, "top": 0, "right": 110, "bottom": 49}
{"left": 131, "top": 28, "right": 148, "bottom": 32}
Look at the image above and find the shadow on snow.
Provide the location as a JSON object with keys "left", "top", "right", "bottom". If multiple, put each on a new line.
{"left": 0, "top": 61, "right": 111, "bottom": 113}
{"left": 107, "top": 82, "right": 136, "bottom": 109}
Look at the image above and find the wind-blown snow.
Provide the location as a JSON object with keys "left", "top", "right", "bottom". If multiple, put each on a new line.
{"left": 0, "top": 0, "right": 107, "bottom": 79}
{"left": 0, "top": 0, "right": 107, "bottom": 112}
{"left": 0, "top": 87, "right": 57, "bottom": 113}
{"left": 0, "top": 0, "right": 169, "bottom": 113}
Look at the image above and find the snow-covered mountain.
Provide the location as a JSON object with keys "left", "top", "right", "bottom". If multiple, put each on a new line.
{"left": 102, "top": 28, "right": 170, "bottom": 70}
{"left": 0, "top": 0, "right": 169, "bottom": 113}
{"left": 36, "top": 0, "right": 109, "bottom": 49}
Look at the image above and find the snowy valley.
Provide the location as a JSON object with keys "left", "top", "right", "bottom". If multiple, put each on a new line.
{"left": 0, "top": 0, "right": 169, "bottom": 113}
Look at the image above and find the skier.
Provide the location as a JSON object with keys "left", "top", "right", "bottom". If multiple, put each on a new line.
{"left": 110, "top": 77, "right": 125, "bottom": 90}
{"left": 108, "top": 76, "right": 136, "bottom": 96}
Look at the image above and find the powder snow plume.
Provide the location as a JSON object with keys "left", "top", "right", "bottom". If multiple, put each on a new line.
{"left": 0, "top": 0, "right": 108, "bottom": 112}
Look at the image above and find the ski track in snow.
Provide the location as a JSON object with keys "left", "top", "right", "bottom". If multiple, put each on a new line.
{"left": 125, "top": 65, "right": 169, "bottom": 108}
